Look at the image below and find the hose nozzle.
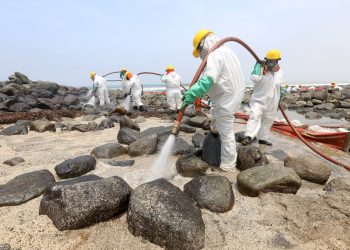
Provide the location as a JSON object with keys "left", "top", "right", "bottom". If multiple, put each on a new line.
{"left": 171, "top": 120, "right": 181, "bottom": 136}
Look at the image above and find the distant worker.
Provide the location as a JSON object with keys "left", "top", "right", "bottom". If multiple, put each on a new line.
{"left": 161, "top": 65, "right": 183, "bottom": 112}
{"left": 125, "top": 71, "right": 144, "bottom": 111}
{"left": 120, "top": 67, "right": 128, "bottom": 96}
{"left": 181, "top": 30, "right": 245, "bottom": 172}
{"left": 241, "top": 49, "right": 283, "bottom": 146}
{"left": 90, "top": 72, "right": 110, "bottom": 106}
{"left": 328, "top": 82, "right": 341, "bottom": 93}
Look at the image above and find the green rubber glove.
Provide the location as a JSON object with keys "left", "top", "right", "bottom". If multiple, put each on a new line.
{"left": 252, "top": 62, "right": 262, "bottom": 76}
{"left": 182, "top": 76, "right": 213, "bottom": 106}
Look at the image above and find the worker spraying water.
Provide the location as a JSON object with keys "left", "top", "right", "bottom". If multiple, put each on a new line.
{"left": 177, "top": 30, "right": 245, "bottom": 172}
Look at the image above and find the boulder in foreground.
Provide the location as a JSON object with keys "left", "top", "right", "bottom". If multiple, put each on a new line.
{"left": 40, "top": 176, "right": 131, "bottom": 230}
{"left": 127, "top": 179, "right": 205, "bottom": 249}
{"left": 284, "top": 156, "right": 331, "bottom": 184}
{"left": 237, "top": 164, "right": 302, "bottom": 197}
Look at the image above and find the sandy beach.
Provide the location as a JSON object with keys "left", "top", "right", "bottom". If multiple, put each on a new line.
{"left": 1, "top": 114, "right": 349, "bottom": 250}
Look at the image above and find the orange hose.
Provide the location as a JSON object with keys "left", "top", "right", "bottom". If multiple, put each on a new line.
{"left": 174, "top": 36, "right": 350, "bottom": 170}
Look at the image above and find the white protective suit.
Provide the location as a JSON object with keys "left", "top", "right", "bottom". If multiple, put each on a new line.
{"left": 126, "top": 75, "right": 143, "bottom": 107}
{"left": 121, "top": 76, "right": 128, "bottom": 95}
{"left": 202, "top": 35, "right": 245, "bottom": 171}
{"left": 161, "top": 71, "right": 183, "bottom": 110}
{"left": 93, "top": 75, "right": 110, "bottom": 106}
{"left": 245, "top": 69, "right": 283, "bottom": 141}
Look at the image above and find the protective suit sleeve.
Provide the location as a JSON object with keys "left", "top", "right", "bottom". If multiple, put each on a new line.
{"left": 252, "top": 62, "right": 262, "bottom": 76}
{"left": 182, "top": 76, "right": 213, "bottom": 106}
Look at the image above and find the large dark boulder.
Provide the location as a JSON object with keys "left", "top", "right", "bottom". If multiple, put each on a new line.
{"left": 0, "top": 170, "right": 55, "bottom": 207}
{"left": 201, "top": 132, "right": 221, "bottom": 166}
{"left": 30, "top": 89, "right": 54, "bottom": 98}
{"left": 14, "top": 72, "right": 31, "bottom": 84}
{"left": 0, "top": 125, "right": 28, "bottom": 136}
{"left": 284, "top": 156, "right": 331, "bottom": 184}
{"left": 176, "top": 153, "right": 209, "bottom": 178}
{"left": 127, "top": 179, "right": 205, "bottom": 249}
{"left": 8, "top": 102, "right": 31, "bottom": 112}
{"left": 236, "top": 145, "right": 268, "bottom": 171}
{"left": 237, "top": 164, "right": 302, "bottom": 197}
{"left": 119, "top": 115, "right": 140, "bottom": 131}
{"left": 91, "top": 143, "right": 128, "bottom": 158}
{"left": 63, "top": 94, "right": 79, "bottom": 106}
{"left": 54, "top": 155, "right": 96, "bottom": 179}
{"left": 39, "top": 176, "right": 131, "bottom": 230}
{"left": 192, "top": 133, "right": 205, "bottom": 148}
{"left": 36, "top": 98, "right": 55, "bottom": 109}
{"left": 173, "top": 137, "right": 194, "bottom": 155}
{"left": 184, "top": 175, "right": 234, "bottom": 213}
{"left": 117, "top": 127, "right": 141, "bottom": 145}
{"left": 31, "top": 81, "right": 59, "bottom": 94}
{"left": 128, "top": 135, "right": 158, "bottom": 156}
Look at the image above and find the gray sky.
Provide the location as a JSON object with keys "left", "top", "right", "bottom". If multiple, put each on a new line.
{"left": 1, "top": 0, "right": 349, "bottom": 86}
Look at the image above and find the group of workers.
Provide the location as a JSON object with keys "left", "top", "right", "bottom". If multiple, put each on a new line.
{"left": 89, "top": 29, "right": 284, "bottom": 173}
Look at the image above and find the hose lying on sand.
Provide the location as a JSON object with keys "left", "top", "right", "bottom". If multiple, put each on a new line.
{"left": 172, "top": 37, "right": 350, "bottom": 171}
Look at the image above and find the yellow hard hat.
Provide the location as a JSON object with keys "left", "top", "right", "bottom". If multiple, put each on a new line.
{"left": 121, "top": 67, "right": 127, "bottom": 72}
{"left": 192, "top": 29, "right": 213, "bottom": 58}
{"left": 166, "top": 65, "right": 174, "bottom": 71}
{"left": 265, "top": 49, "right": 281, "bottom": 60}
{"left": 90, "top": 71, "right": 96, "bottom": 79}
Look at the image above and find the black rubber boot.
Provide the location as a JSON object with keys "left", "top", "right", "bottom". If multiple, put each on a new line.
{"left": 139, "top": 105, "right": 145, "bottom": 112}
{"left": 259, "top": 140, "right": 273, "bottom": 146}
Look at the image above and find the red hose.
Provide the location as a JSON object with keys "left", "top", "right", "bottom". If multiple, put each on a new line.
{"left": 103, "top": 71, "right": 121, "bottom": 77}
{"left": 175, "top": 36, "right": 350, "bottom": 170}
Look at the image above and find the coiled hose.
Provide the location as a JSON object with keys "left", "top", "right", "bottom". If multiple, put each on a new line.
{"left": 172, "top": 37, "right": 350, "bottom": 171}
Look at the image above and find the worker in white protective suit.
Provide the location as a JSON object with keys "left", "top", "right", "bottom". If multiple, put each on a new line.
{"left": 125, "top": 71, "right": 144, "bottom": 112}
{"left": 119, "top": 67, "right": 129, "bottom": 96}
{"left": 161, "top": 65, "right": 183, "bottom": 112}
{"left": 241, "top": 49, "right": 283, "bottom": 146}
{"left": 90, "top": 72, "right": 110, "bottom": 106}
{"left": 181, "top": 30, "right": 245, "bottom": 172}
